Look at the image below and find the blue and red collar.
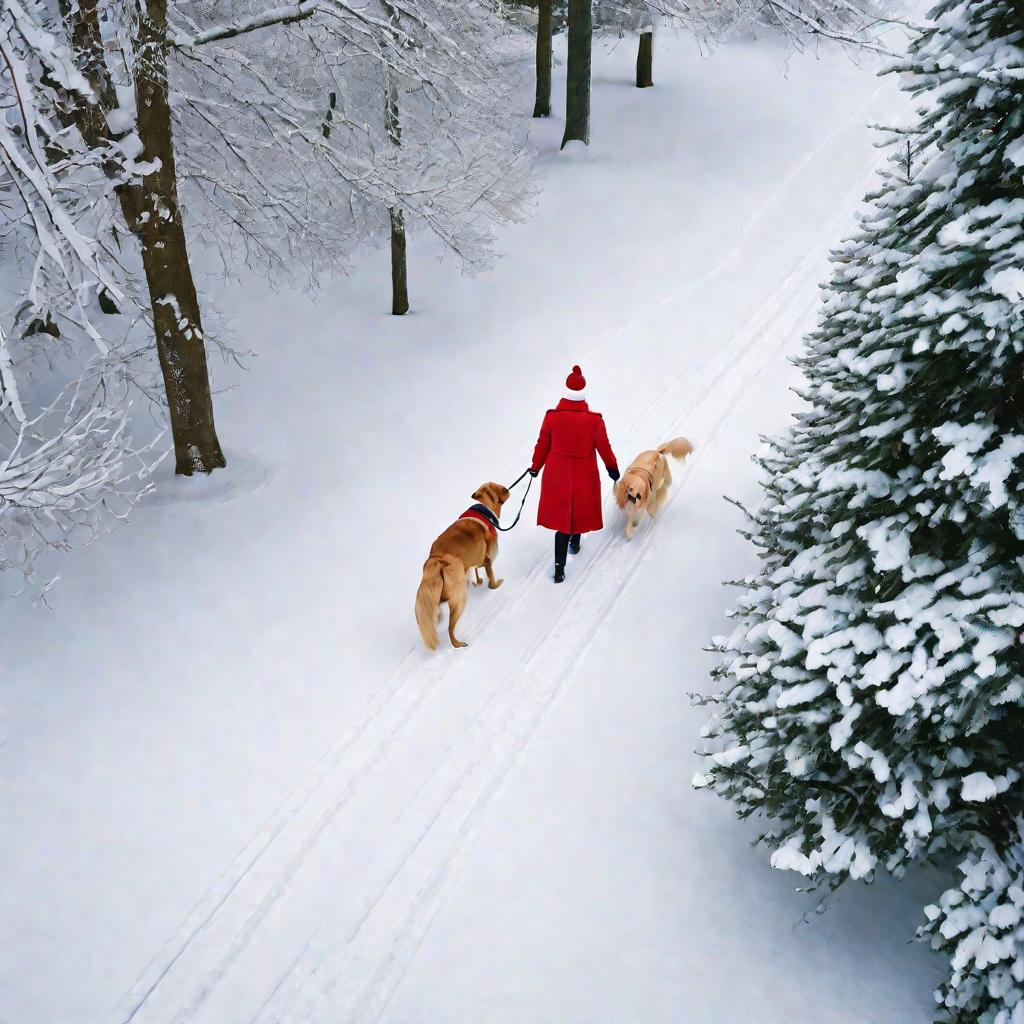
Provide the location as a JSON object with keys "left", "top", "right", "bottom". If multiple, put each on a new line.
{"left": 459, "top": 503, "right": 500, "bottom": 537}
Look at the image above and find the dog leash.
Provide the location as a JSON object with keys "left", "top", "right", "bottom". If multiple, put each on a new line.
{"left": 496, "top": 468, "right": 534, "bottom": 532}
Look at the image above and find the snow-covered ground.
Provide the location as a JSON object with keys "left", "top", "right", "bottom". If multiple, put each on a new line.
{"left": 1, "top": 30, "right": 945, "bottom": 1024}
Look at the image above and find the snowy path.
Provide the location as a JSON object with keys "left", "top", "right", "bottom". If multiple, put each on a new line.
{"left": 115, "top": 197, "right": 839, "bottom": 1024}
{"left": 2, "top": 35, "right": 942, "bottom": 1024}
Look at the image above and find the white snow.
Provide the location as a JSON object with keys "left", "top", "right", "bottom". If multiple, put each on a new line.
{"left": 962, "top": 772, "right": 999, "bottom": 803}
{"left": 0, "top": 32, "right": 942, "bottom": 1024}
{"left": 989, "top": 266, "right": 1024, "bottom": 302}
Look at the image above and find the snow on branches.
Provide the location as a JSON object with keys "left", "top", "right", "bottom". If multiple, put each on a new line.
{"left": 0, "top": 0, "right": 532, "bottom": 589}
{"left": 922, "top": 829, "right": 1024, "bottom": 1023}
{"left": 699, "top": 0, "right": 1024, "bottom": 1019}
{"left": 167, "top": 0, "right": 533, "bottom": 281}
{"left": 593, "top": 0, "right": 898, "bottom": 54}
{"left": 739, "top": 0, "right": 900, "bottom": 55}
{"left": 0, "top": 367, "right": 158, "bottom": 598}
{"left": 1, "top": 1, "right": 156, "bottom": 593}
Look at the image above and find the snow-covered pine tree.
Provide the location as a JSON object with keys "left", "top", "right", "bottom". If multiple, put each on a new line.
{"left": 698, "top": 1, "right": 1024, "bottom": 1017}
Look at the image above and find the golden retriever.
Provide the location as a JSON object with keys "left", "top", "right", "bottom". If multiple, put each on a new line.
{"left": 614, "top": 437, "right": 693, "bottom": 540}
{"left": 415, "top": 482, "right": 510, "bottom": 650}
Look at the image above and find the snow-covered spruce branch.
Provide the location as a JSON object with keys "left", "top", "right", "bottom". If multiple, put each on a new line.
{"left": 921, "top": 827, "right": 1024, "bottom": 1023}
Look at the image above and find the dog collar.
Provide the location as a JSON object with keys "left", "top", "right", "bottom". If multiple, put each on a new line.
{"left": 460, "top": 503, "right": 500, "bottom": 537}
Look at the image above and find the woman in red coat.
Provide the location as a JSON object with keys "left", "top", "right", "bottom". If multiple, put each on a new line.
{"left": 529, "top": 365, "right": 619, "bottom": 583}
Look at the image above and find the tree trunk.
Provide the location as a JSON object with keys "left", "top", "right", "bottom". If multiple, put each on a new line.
{"left": 533, "top": 0, "right": 553, "bottom": 118}
{"left": 561, "top": 0, "right": 592, "bottom": 149}
{"left": 390, "top": 208, "right": 410, "bottom": 316}
{"left": 60, "top": 0, "right": 225, "bottom": 475}
{"left": 133, "top": 0, "right": 226, "bottom": 474}
{"left": 384, "top": 53, "right": 409, "bottom": 316}
{"left": 636, "top": 26, "right": 653, "bottom": 88}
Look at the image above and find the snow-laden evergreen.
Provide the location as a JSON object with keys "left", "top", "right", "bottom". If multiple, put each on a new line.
{"left": 922, "top": 826, "right": 1024, "bottom": 1023}
{"left": 698, "top": 1, "right": 1024, "bottom": 1017}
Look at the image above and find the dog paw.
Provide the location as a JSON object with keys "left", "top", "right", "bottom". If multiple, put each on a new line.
{"left": 452, "top": 639, "right": 469, "bottom": 649}
{"left": 489, "top": 579, "right": 504, "bottom": 589}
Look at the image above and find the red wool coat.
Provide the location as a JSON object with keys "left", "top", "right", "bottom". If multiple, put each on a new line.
{"left": 530, "top": 399, "right": 619, "bottom": 534}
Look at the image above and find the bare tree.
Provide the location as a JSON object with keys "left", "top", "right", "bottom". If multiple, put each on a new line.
{"left": 0, "top": 0, "right": 533, "bottom": 592}
{"left": 385, "top": 71, "right": 410, "bottom": 316}
{"left": 347, "top": 0, "right": 534, "bottom": 311}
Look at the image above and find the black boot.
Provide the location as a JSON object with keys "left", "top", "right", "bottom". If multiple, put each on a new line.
{"left": 568, "top": 533, "right": 581, "bottom": 555}
{"left": 554, "top": 532, "right": 570, "bottom": 583}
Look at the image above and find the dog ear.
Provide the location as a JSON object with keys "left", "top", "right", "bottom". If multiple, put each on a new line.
{"left": 499, "top": 485, "right": 510, "bottom": 503}
{"left": 471, "top": 486, "right": 485, "bottom": 502}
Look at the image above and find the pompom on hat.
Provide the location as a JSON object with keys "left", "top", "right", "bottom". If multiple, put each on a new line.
{"left": 563, "top": 364, "right": 587, "bottom": 401}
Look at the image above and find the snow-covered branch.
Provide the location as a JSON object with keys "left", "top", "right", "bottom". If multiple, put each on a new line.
{"left": 751, "top": 0, "right": 898, "bottom": 55}
{"left": 171, "top": 1, "right": 319, "bottom": 47}
{"left": 0, "top": 367, "right": 159, "bottom": 598}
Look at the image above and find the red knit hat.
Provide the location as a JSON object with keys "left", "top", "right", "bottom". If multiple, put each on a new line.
{"left": 564, "top": 364, "right": 587, "bottom": 401}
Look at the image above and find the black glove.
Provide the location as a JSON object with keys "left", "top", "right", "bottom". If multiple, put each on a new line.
{"left": 607, "top": 467, "right": 620, "bottom": 482}
{"left": 528, "top": 468, "right": 539, "bottom": 478}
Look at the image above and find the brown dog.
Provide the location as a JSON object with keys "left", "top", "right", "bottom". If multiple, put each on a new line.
{"left": 614, "top": 437, "right": 693, "bottom": 540}
{"left": 415, "top": 482, "right": 510, "bottom": 650}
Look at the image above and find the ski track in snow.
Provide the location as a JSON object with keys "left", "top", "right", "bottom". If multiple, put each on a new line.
{"left": 108, "top": 109, "right": 889, "bottom": 1024}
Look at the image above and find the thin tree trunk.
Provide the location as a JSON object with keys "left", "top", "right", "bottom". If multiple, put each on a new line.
{"left": 561, "top": 0, "right": 592, "bottom": 149}
{"left": 390, "top": 208, "right": 409, "bottom": 316}
{"left": 381, "top": 3, "right": 409, "bottom": 316}
{"left": 133, "top": 0, "right": 225, "bottom": 474}
{"left": 636, "top": 26, "right": 653, "bottom": 88}
{"left": 533, "top": 0, "right": 552, "bottom": 118}
{"left": 384, "top": 62, "right": 409, "bottom": 316}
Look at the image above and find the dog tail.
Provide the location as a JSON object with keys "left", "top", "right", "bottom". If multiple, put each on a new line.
{"left": 415, "top": 557, "right": 446, "bottom": 651}
{"left": 658, "top": 437, "right": 694, "bottom": 461}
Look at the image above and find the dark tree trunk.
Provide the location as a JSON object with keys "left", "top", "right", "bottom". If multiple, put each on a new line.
{"left": 533, "top": 0, "right": 553, "bottom": 118}
{"left": 133, "top": 0, "right": 226, "bottom": 474}
{"left": 390, "top": 208, "right": 409, "bottom": 316}
{"left": 561, "top": 0, "right": 592, "bottom": 149}
{"left": 384, "top": 60, "right": 409, "bottom": 316}
{"left": 60, "top": 0, "right": 225, "bottom": 475}
{"left": 636, "top": 27, "right": 653, "bottom": 88}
